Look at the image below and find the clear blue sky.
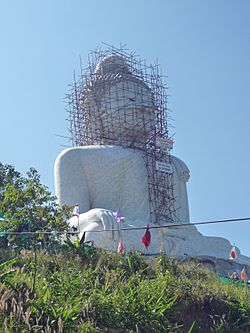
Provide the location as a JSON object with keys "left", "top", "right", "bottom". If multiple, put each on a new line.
{"left": 1, "top": 1, "right": 250, "bottom": 256}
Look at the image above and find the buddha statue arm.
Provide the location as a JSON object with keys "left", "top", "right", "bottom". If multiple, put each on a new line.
{"left": 54, "top": 148, "right": 90, "bottom": 213}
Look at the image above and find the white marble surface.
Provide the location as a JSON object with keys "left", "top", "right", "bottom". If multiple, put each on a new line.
{"left": 54, "top": 145, "right": 250, "bottom": 265}
{"left": 55, "top": 53, "right": 250, "bottom": 264}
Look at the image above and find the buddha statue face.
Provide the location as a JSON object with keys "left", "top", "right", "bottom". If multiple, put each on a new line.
{"left": 80, "top": 54, "right": 156, "bottom": 147}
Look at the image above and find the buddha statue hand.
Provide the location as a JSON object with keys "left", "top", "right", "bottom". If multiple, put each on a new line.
{"left": 70, "top": 208, "right": 125, "bottom": 242}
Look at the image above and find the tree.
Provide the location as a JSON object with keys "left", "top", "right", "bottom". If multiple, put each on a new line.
{"left": 0, "top": 163, "right": 71, "bottom": 249}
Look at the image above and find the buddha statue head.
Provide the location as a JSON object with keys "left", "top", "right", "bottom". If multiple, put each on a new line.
{"left": 79, "top": 54, "right": 156, "bottom": 149}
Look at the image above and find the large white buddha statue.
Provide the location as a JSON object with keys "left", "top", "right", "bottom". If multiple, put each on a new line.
{"left": 55, "top": 53, "right": 250, "bottom": 264}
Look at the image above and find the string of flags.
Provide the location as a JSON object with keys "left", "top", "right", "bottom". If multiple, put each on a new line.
{"left": 0, "top": 206, "right": 248, "bottom": 263}
{"left": 102, "top": 208, "right": 249, "bottom": 282}
{"left": 114, "top": 216, "right": 250, "bottom": 283}
{"left": 72, "top": 206, "right": 249, "bottom": 261}
{"left": 2, "top": 207, "right": 250, "bottom": 236}
{"left": 0, "top": 205, "right": 249, "bottom": 282}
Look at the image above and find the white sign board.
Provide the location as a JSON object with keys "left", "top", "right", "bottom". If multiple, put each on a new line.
{"left": 155, "top": 161, "right": 173, "bottom": 174}
{"left": 156, "top": 137, "right": 173, "bottom": 150}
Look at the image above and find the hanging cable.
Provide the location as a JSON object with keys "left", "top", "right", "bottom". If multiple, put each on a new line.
{"left": 0, "top": 216, "right": 250, "bottom": 235}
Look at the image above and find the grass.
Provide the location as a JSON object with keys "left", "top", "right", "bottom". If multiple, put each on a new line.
{"left": 0, "top": 248, "right": 249, "bottom": 332}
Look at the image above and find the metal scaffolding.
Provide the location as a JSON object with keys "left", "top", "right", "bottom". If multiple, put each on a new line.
{"left": 66, "top": 44, "right": 176, "bottom": 225}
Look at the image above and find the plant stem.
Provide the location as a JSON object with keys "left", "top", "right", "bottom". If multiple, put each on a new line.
{"left": 32, "top": 234, "right": 37, "bottom": 296}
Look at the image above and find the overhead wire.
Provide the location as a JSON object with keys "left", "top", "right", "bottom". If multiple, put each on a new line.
{"left": 1, "top": 216, "right": 250, "bottom": 235}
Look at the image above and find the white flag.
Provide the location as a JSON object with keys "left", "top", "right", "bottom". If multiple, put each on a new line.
{"left": 72, "top": 204, "right": 80, "bottom": 217}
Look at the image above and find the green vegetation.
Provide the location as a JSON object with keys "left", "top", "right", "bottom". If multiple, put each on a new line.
{"left": 0, "top": 162, "right": 71, "bottom": 249}
{"left": 0, "top": 163, "right": 250, "bottom": 332}
{"left": 0, "top": 250, "right": 249, "bottom": 332}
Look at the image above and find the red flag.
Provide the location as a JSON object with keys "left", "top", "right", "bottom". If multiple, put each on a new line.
{"left": 229, "top": 246, "right": 237, "bottom": 260}
{"left": 141, "top": 225, "right": 151, "bottom": 250}
{"left": 117, "top": 240, "right": 124, "bottom": 254}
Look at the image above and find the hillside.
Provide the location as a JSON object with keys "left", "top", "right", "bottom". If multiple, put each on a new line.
{"left": 0, "top": 247, "right": 250, "bottom": 333}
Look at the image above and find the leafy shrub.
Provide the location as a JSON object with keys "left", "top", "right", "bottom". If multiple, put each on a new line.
{"left": 0, "top": 248, "right": 249, "bottom": 332}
